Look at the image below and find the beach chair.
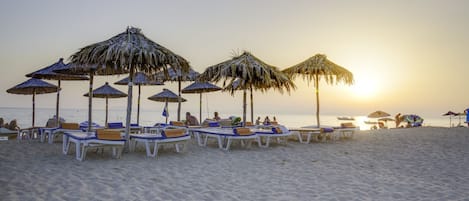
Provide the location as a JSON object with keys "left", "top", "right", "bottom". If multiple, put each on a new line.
{"left": 62, "top": 129, "right": 125, "bottom": 161}
{"left": 129, "top": 128, "right": 190, "bottom": 158}
{"left": 192, "top": 127, "right": 258, "bottom": 151}
{"left": 255, "top": 125, "right": 292, "bottom": 148}
{"left": 332, "top": 123, "right": 359, "bottom": 140}
{"left": 43, "top": 123, "right": 82, "bottom": 144}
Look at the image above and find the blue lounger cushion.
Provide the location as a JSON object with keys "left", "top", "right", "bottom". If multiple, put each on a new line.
{"left": 107, "top": 122, "right": 124, "bottom": 129}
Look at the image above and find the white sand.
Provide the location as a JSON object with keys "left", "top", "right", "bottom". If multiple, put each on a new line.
{"left": 1, "top": 127, "right": 469, "bottom": 200}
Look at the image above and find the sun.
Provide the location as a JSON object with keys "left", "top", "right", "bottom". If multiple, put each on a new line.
{"left": 350, "top": 77, "right": 379, "bottom": 99}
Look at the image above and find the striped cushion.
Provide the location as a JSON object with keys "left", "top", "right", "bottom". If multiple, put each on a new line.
{"left": 162, "top": 129, "right": 186, "bottom": 138}
{"left": 233, "top": 127, "right": 252, "bottom": 136}
{"left": 61, "top": 123, "right": 79, "bottom": 130}
{"left": 96, "top": 129, "right": 122, "bottom": 140}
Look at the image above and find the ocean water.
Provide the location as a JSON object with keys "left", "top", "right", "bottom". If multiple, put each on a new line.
{"left": 0, "top": 107, "right": 461, "bottom": 130}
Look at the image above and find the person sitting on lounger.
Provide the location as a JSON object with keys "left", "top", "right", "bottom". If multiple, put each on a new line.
{"left": 213, "top": 112, "right": 221, "bottom": 121}
{"left": 255, "top": 116, "right": 261, "bottom": 125}
{"left": 185, "top": 112, "right": 200, "bottom": 126}
{"left": 263, "top": 116, "right": 271, "bottom": 125}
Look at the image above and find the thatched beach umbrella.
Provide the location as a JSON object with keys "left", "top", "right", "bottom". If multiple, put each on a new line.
{"left": 84, "top": 82, "right": 127, "bottom": 127}
{"left": 198, "top": 51, "right": 294, "bottom": 126}
{"left": 26, "top": 58, "right": 89, "bottom": 126}
{"left": 148, "top": 88, "right": 187, "bottom": 124}
{"left": 55, "top": 27, "right": 189, "bottom": 139}
{"left": 182, "top": 82, "right": 221, "bottom": 122}
{"left": 442, "top": 111, "right": 457, "bottom": 127}
{"left": 115, "top": 72, "right": 163, "bottom": 125}
{"left": 223, "top": 71, "right": 294, "bottom": 122}
{"left": 153, "top": 67, "right": 199, "bottom": 121}
{"left": 368, "top": 110, "right": 391, "bottom": 118}
{"left": 283, "top": 54, "right": 354, "bottom": 127}
{"left": 6, "top": 78, "right": 58, "bottom": 128}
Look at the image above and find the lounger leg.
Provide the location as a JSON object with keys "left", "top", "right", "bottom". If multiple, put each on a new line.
{"left": 153, "top": 142, "right": 159, "bottom": 157}
{"left": 223, "top": 138, "right": 232, "bottom": 151}
{"left": 77, "top": 143, "right": 85, "bottom": 161}
{"left": 62, "top": 135, "right": 70, "bottom": 155}
{"left": 217, "top": 136, "right": 224, "bottom": 149}
{"left": 175, "top": 144, "right": 180, "bottom": 152}
{"left": 145, "top": 141, "right": 154, "bottom": 157}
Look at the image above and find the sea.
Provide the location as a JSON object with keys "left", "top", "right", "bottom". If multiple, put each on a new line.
{"left": 0, "top": 107, "right": 461, "bottom": 130}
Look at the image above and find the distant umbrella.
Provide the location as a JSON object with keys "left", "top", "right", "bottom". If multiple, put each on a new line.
{"left": 84, "top": 82, "right": 127, "bottom": 127}
{"left": 153, "top": 67, "right": 199, "bottom": 121}
{"left": 283, "top": 54, "right": 354, "bottom": 127}
{"left": 6, "top": 78, "right": 58, "bottom": 128}
{"left": 115, "top": 72, "right": 163, "bottom": 125}
{"left": 368, "top": 110, "right": 391, "bottom": 118}
{"left": 442, "top": 111, "right": 457, "bottom": 127}
{"left": 148, "top": 88, "right": 187, "bottom": 124}
{"left": 198, "top": 51, "right": 294, "bottom": 126}
{"left": 54, "top": 27, "right": 190, "bottom": 140}
{"left": 182, "top": 82, "right": 221, "bottom": 121}
{"left": 26, "top": 58, "right": 89, "bottom": 125}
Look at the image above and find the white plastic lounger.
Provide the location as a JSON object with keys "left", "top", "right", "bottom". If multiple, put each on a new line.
{"left": 43, "top": 123, "right": 83, "bottom": 144}
{"left": 192, "top": 127, "right": 258, "bottom": 151}
{"left": 254, "top": 125, "right": 292, "bottom": 148}
{"left": 62, "top": 130, "right": 125, "bottom": 161}
{"left": 331, "top": 127, "right": 358, "bottom": 140}
{"left": 129, "top": 129, "right": 190, "bottom": 158}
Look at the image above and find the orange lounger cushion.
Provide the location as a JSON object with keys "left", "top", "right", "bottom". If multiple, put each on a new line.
{"left": 234, "top": 127, "right": 253, "bottom": 136}
{"left": 163, "top": 128, "right": 186, "bottom": 138}
{"left": 272, "top": 127, "right": 283, "bottom": 134}
{"left": 170, "top": 121, "right": 185, "bottom": 127}
{"left": 61, "top": 123, "right": 80, "bottom": 130}
{"left": 96, "top": 129, "right": 122, "bottom": 140}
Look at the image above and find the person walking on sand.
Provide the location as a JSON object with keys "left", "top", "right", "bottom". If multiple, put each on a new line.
{"left": 395, "top": 113, "right": 401, "bottom": 128}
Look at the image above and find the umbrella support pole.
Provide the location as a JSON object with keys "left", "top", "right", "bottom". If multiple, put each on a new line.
{"left": 315, "top": 75, "right": 320, "bottom": 127}
{"left": 137, "top": 85, "right": 141, "bottom": 125}
{"left": 105, "top": 97, "right": 109, "bottom": 128}
{"left": 87, "top": 72, "right": 95, "bottom": 132}
{"left": 177, "top": 80, "right": 181, "bottom": 121}
{"left": 250, "top": 87, "right": 254, "bottom": 123}
{"left": 32, "top": 89, "right": 36, "bottom": 128}
{"left": 199, "top": 93, "right": 202, "bottom": 123}
{"left": 243, "top": 89, "right": 247, "bottom": 126}
{"left": 124, "top": 69, "right": 134, "bottom": 152}
{"left": 56, "top": 80, "right": 61, "bottom": 126}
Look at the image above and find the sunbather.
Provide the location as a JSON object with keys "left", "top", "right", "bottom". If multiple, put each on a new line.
{"left": 185, "top": 112, "right": 200, "bottom": 126}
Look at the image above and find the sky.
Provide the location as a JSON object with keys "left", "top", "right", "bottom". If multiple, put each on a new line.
{"left": 1, "top": 0, "right": 469, "bottom": 119}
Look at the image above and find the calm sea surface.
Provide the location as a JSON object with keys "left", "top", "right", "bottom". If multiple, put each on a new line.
{"left": 0, "top": 107, "right": 461, "bottom": 130}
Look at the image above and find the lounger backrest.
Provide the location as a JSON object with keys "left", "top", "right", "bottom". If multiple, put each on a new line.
{"left": 96, "top": 129, "right": 122, "bottom": 140}
{"left": 233, "top": 127, "right": 253, "bottom": 136}
{"left": 341, "top": 122, "right": 356, "bottom": 128}
{"left": 270, "top": 121, "right": 278, "bottom": 126}
{"left": 170, "top": 121, "right": 185, "bottom": 127}
{"left": 208, "top": 121, "right": 220, "bottom": 127}
{"left": 162, "top": 128, "right": 186, "bottom": 138}
{"left": 271, "top": 127, "right": 283, "bottom": 134}
{"left": 244, "top": 122, "right": 254, "bottom": 127}
{"left": 107, "top": 122, "right": 124, "bottom": 129}
{"left": 61, "top": 123, "right": 80, "bottom": 130}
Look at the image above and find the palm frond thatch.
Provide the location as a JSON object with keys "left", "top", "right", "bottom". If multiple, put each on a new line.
{"left": 282, "top": 54, "right": 354, "bottom": 127}
{"left": 282, "top": 54, "right": 353, "bottom": 85}
{"left": 198, "top": 51, "right": 295, "bottom": 124}
{"left": 68, "top": 27, "right": 190, "bottom": 75}
{"left": 26, "top": 58, "right": 89, "bottom": 81}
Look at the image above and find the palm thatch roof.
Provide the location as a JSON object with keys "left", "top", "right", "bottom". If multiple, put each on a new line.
{"left": 198, "top": 51, "right": 295, "bottom": 93}
{"left": 64, "top": 27, "right": 190, "bottom": 75}
{"left": 84, "top": 82, "right": 127, "bottom": 98}
{"left": 148, "top": 89, "right": 187, "bottom": 102}
{"left": 181, "top": 82, "right": 221, "bottom": 94}
{"left": 26, "top": 58, "right": 89, "bottom": 80}
{"left": 115, "top": 72, "right": 163, "bottom": 85}
{"left": 7, "top": 78, "right": 58, "bottom": 94}
{"left": 153, "top": 66, "right": 199, "bottom": 82}
{"left": 282, "top": 54, "right": 353, "bottom": 85}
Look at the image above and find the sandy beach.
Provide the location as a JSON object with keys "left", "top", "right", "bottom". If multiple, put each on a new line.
{"left": 1, "top": 127, "right": 468, "bottom": 200}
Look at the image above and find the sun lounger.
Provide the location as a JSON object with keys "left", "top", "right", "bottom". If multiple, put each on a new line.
{"left": 191, "top": 127, "right": 258, "bottom": 151}
{"left": 331, "top": 123, "right": 359, "bottom": 140}
{"left": 42, "top": 123, "right": 82, "bottom": 144}
{"left": 62, "top": 129, "right": 125, "bottom": 161}
{"left": 129, "top": 128, "right": 190, "bottom": 158}
{"left": 254, "top": 125, "right": 293, "bottom": 148}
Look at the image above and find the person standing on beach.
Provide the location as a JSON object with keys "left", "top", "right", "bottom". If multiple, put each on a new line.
{"left": 465, "top": 108, "right": 469, "bottom": 127}
{"left": 395, "top": 113, "right": 401, "bottom": 128}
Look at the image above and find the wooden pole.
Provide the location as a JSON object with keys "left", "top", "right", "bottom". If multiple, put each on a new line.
{"left": 125, "top": 67, "right": 134, "bottom": 147}
{"left": 105, "top": 97, "right": 109, "bottom": 128}
{"left": 177, "top": 79, "right": 181, "bottom": 121}
{"left": 315, "top": 74, "right": 320, "bottom": 127}
{"left": 243, "top": 89, "right": 247, "bottom": 126}
{"left": 88, "top": 72, "right": 94, "bottom": 131}
{"left": 199, "top": 93, "right": 202, "bottom": 123}
{"left": 32, "top": 89, "right": 36, "bottom": 128}
{"left": 56, "top": 80, "right": 61, "bottom": 126}
{"left": 137, "top": 84, "right": 141, "bottom": 125}
{"left": 250, "top": 86, "right": 253, "bottom": 123}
